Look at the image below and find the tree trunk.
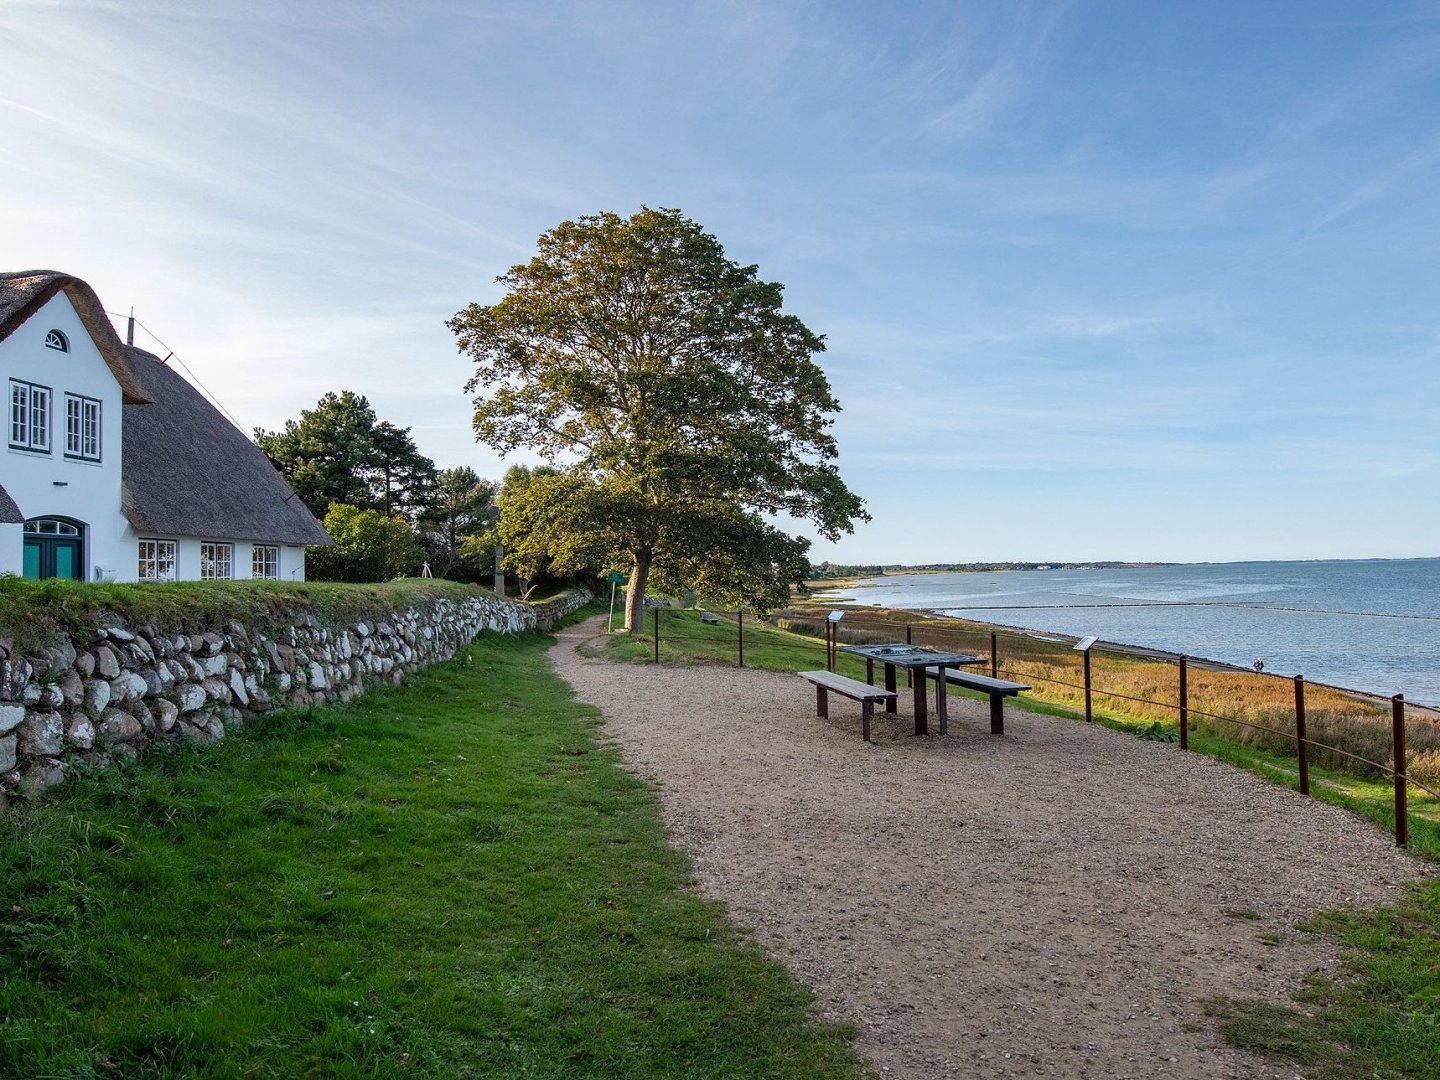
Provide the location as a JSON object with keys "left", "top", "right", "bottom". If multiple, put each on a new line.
{"left": 493, "top": 545, "right": 505, "bottom": 595}
{"left": 623, "top": 549, "right": 652, "bottom": 634}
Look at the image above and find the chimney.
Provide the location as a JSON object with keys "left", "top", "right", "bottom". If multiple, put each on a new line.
{"left": 126, "top": 306, "right": 135, "bottom": 346}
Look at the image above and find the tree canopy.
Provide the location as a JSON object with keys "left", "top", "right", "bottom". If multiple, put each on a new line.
{"left": 255, "top": 391, "right": 437, "bottom": 520}
{"left": 449, "top": 207, "right": 867, "bottom": 630}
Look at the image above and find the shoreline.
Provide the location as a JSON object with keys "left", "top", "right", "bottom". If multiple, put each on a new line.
{"left": 790, "top": 592, "right": 1440, "bottom": 716}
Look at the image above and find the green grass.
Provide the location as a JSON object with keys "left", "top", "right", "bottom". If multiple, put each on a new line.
{"left": 1206, "top": 876, "right": 1440, "bottom": 1079}
{"left": 0, "top": 626, "right": 868, "bottom": 1079}
{"left": 601, "top": 606, "right": 1440, "bottom": 1078}
{"left": 0, "top": 576, "right": 521, "bottom": 657}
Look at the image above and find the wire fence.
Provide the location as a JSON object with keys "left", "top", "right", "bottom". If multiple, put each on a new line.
{"left": 635, "top": 604, "right": 1437, "bottom": 848}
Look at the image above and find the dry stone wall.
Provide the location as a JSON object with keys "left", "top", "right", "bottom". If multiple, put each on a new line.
{"left": 0, "top": 590, "right": 583, "bottom": 811}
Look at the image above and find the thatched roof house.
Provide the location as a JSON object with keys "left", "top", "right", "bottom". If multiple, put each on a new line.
{"left": 0, "top": 270, "right": 328, "bottom": 581}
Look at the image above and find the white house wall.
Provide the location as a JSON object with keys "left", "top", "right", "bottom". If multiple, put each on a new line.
{"left": 2, "top": 292, "right": 131, "bottom": 581}
{"left": 0, "top": 523, "right": 21, "bottom": 576}
{"left": 116, "top": 524, "right": 309, "bottom": 582}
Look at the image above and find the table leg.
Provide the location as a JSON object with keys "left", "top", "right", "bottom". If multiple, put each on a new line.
{"left": 884, "top": 664, "right": 898, "bottom": 713}
{"left": 866, "top": 658, "right": 874, "bottom": 685}
{"left": 937, "top": 666, "right": 949, "bottom": 735}
{"left": 913, "top": 670, "right": 928, "bottom": 734}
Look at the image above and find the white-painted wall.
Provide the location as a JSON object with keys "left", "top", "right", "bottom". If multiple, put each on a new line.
{"left": 0, "top": 523, "right": 22, "bottom": 576}
{"left": 110, "top": 528, "right": 310, "bottom": 583}
{"left": 1, "top": 293, "right": 130, "bottom": 580}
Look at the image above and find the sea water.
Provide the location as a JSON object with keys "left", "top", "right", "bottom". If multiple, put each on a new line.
{"left": 813, "top": 559, "right": 1440, "bottom": 705}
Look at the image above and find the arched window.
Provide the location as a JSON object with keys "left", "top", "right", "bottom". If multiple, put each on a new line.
{"left": 44, "top": 329, "right": 69, "bottom": 352}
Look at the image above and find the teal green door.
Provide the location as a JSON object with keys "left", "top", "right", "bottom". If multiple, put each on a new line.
{"left": 22, "top": 520, "right": 84, "bottom": 580}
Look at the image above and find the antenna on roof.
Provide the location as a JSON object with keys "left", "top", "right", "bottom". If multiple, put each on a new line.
{"left": 126, "top": 307, "right": 135, "bottom": 347}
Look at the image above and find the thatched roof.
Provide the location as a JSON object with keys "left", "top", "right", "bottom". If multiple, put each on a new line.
{"left": 121, "top": 347, "right": 331, "bottom": 546}
{"left": 0, "top": 271, "right": 152, "bottom": 404}
{"left": 0, "top": 482, "right": 22, "bottom": 525}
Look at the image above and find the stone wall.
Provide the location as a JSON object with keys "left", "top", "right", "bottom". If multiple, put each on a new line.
{"left": 0, "top": 589, "right": 586, "bottom": 810}
{"left": 529, "top": 588, "right": 594, "bottom": 629}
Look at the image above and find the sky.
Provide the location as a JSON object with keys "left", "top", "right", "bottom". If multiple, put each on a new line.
{"left": 4, "top": 0, "right": 1440, "bottom": 566}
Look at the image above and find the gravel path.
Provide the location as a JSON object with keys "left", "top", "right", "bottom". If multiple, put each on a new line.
{"left": 550, "top": 617, "right": 1427, "bottom": 1079}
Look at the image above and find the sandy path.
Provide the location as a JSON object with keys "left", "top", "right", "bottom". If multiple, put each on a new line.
{"left": 549, "top": 617, "right": 1427, "bottom": 1079}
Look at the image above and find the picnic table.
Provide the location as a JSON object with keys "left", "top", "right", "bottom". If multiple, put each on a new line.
{"left": 837, "top": 643, "right": 984, "bottom": 735}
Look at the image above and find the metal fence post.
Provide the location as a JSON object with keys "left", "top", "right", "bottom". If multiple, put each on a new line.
{"left": 1178, "top": 656, "right": 1188, "bottom": 751}
{"left": 1293, "top": 675, "right": 1310, "bottom": 796}
{"left": 737, "top": 608, "right": 744, "bottom": 668}
{"left": 652, "top": 607, "right": 659, "bottom": 664}
{"left": 1393, "top": 695, "right": 1408, "bottom": 847}
{"left": 1083, "top": 650, "right": 1093, "bottom": 723}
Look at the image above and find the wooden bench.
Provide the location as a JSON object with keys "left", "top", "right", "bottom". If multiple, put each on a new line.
{"left": 925, "top": 668, "right": 1031, "bottom": 735}
{"left": 698, "top": 611, "right": 720, "bottom": 624}
{"left": 798, "top": 670, "right": 898, "bottom": 743}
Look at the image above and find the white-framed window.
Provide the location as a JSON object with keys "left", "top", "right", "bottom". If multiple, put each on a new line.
{"left": 10, "top": 380, "right": 51, "bottom": 453}
{"left": 200, "top": 542, "right": 233, "bottom": 581}
{"left": 252, "top": 544, "right": 279, "bottom": 579}
{"left": 137, "top": 539, "right": 177, "bottom": 582}
{"left": 45, "top": 329, "right": 69, "bottom": 352}
{"left": 64, "top": 394, "right": 101, "bottom": 462}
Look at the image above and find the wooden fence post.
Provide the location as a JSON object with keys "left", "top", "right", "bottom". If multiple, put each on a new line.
{"left": 737, "top": 608, "right": 744, "bottom": 668}
{"left": 1394, "top": 695, "right": 1408, "bottom": 848}
{"left": 991, "top": 631, "right": 998, "bottom": 679}
{"left": 1178, "top": 656, "right": 1188, "bottom": 751}
{"left": 652, "top": 607, "right": 659, "bottom": 664}
{"left": 1294, "top": 675, "right": 1309, "bottom": 796}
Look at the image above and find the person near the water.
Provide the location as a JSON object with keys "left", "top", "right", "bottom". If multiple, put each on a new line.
{"left": 1253, "top": 658, "right": 1264, "bottom": 673}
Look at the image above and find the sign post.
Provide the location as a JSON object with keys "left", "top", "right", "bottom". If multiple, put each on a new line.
{"left": 606, "top": 571, "right": 624, "bottom": 633}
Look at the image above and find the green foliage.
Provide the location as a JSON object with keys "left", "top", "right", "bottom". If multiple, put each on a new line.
{"left": 307, "top": 504, "right": 426, "bottom": 582}
{"left": 450, "top": 207, "right": 867, "bottom": 626}
{"left": 418, "top": 466, "right": 498, "bottom": 582}
{"left": 0, "top": 631, "right": 867, "bottom": 1078}
{"left": 255, "top": 391, "right": 438, "bottom": 519}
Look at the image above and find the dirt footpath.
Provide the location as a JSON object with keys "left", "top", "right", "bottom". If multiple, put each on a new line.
{"left": 550, "top": 618, "right": 1426, "bottom": 1079}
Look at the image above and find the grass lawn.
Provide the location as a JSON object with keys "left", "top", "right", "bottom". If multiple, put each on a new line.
{"left": 600, "top": 607, "right": 1440, "bottom": 1079}
{"left": 0, "top": 624, "right": 869, "bottom": 1079}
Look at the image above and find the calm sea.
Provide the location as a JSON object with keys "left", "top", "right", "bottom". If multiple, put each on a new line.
{"left": 814, "top": 559, "right": 1440, "bottom": 705}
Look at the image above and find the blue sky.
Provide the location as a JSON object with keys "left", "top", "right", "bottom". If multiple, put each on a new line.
{"left": 4, "top": 1, "right": 1439, "bottom": 565}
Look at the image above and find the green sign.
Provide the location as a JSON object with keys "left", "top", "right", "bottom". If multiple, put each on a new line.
{"left": 607, "top": 571, "right": 624, "bottom": 584}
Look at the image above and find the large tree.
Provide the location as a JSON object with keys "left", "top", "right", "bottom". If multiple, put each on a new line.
{"left": 255, "top": 392, "right": 437, "bottom": 519}
{"left": 449, "top": 207, "right": 867, "bottom": 632}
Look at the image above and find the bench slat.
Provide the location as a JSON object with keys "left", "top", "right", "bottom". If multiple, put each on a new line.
{"left": 924, "top": 667, "right": 1030, "bottom": 694}
{"left": 798, "top": 670, "right": 896, "bottom": 702}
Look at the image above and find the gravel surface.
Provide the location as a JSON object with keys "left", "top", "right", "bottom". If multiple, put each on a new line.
{"left": 550, "top": 617, "right": 1428, "bottom": 1079}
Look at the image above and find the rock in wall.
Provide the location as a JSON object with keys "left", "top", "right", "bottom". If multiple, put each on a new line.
{"left": 0, "top": 589, "right": 581, "bottom": 811}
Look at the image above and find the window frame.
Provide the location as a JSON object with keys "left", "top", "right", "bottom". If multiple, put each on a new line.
{"left": 252, "top": 544, "right": 280, "bottom": 580}
{"left": 64, "top": 393, "right": 102, "bottom": 462}
{"left": 137, "top": 538, "right": 177, "bottom": 583}
{"left": 10, "top": 379, "right": 52, "bottom": 454}
{"left": 44, "top": 329, "right": 69, "bottom": 352}
{"left": 200, "top": 541, "right": 234, "bottom": 581}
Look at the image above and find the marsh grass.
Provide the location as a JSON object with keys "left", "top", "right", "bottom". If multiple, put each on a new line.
{"left": 0, "top": 626, "right": 867, "bottom": 1079}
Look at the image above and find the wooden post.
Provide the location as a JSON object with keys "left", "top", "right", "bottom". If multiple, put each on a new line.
{"left": 1394, "top": 695, "right": 1408, "bottom": 848}
{"left": 737, "top": 608, "right": 744, "bottom": 668}
{"left": 1083, "top": 650, "right": 1093, "bottom": 723}
{"left": 1178, "top": 656, "right": 1188, "bottom": 751}
{"left": 1294, "top": 675, "right": 1310, "bottom": 797}
{"left": 991, "top": 630, "right": 998, "bottom": 679}
{"left": 906, "top": 624, "right": 913, "bottom": 688}
{"left": 826, "top": 622, "right": 835, "bottom": 672}
{"left": 652, "top": 607, "right": 659, "bottom": 664}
